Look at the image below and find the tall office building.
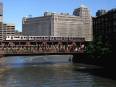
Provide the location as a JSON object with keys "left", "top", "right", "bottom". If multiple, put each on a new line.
{"left": 96, "top": 9, "right": 107, "bottom": 16}
{"left": 22, "top": 5, "right": 92, "bottom": 41}
{"left": 0, "top": 2, "right": 15, "bottom": 40}
{"left": 2, "top": 23, "right": 15, "bottom": 39}
{"left": 0, "top": 2, "right": 3, "bottom": 40}
{"left": 93, "top": 8, "right": 116, "bottom": 41}
{"left": 73, "top": 5, "right": 92, "bottom": 41}
{"left": 93, "top": 8, "right": 116, "bottom": 55}
{"left": 0, "top": 2, "right": 3, "bottom": 21}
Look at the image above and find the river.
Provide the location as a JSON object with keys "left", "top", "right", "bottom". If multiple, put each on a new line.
{"left": 0, "top": 55, "right": 116, "bottom": 87}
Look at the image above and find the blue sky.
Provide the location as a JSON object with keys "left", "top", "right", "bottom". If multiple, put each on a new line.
{"left": 2, "top": 0, "right": 116, "bottom": 31}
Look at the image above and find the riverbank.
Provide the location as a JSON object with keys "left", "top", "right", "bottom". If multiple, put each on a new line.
{"left": 80, "top": 67, "right": 116, "bottom": 80}
{"left": 72, "top": 53, "right": 116, "bottom": 80}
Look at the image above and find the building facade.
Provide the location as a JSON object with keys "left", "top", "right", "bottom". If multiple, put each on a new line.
{"left": 2, "top": 23, "right": 15, "bottom": 39}
{"left": 0, "top": 2, "right": 3, "bottom": 40}
{"left": 96, "top": 9, "right": 107, "bottom": 16}
{"left": 0, "top": 2, "right": 16, "bottom": 40}
{"left": 93, "top": 8, "right": 116, "bottom": 53}
{"left": 22, "top": 5, "right": 92, "bottom": 41}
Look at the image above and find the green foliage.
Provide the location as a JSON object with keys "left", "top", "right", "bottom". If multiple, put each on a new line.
{"left": 86, "top": 42, "right": 94, "bottom": 54}
{"left": 86, "top": 35, "right": 112, "bottom": 58}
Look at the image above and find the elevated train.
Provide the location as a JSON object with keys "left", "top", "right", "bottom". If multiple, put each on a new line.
{"left": 5, "top": 35, "right": 85, "bottom": 42}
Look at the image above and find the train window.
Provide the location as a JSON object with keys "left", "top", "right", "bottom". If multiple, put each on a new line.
{"left": 14, "top": 36, "right": 19, "bottom": 38}
{"left": 11, "top": 36, "right": 13, "bottom": 39}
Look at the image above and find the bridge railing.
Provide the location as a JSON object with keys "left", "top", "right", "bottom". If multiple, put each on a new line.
{"left": 0, "top": 45, "right": 85, "bottom": 55}
{"left": 0, "top": 38, "right": 85, "bottom": 55}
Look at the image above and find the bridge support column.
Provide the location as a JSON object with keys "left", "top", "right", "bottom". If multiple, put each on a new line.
{"left": 72, "top": 53, "right": 85, "bottom": 63}
{"left": 72, "top": 54, "right": 79, "bottom": 63}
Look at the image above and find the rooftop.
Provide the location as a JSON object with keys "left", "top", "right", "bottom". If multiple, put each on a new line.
{"left": 80, "top": 4, "right": 88, "bottom": 8}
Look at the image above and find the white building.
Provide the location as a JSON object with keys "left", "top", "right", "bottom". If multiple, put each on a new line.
{"left": 22, "top": 5, "right": 92, "bottom": 41}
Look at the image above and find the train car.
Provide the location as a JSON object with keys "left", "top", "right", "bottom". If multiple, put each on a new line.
{"left": 28, "top": 36, "right": 50, "bottom": 41}
{"left": 49, "top": 36, "right": 69, "bottom": 41}
{"left": 4, "top": 35, "right": 85, "bottom": 42}
{"left": 5, "top": 35, "right": 29, "bottom": 40}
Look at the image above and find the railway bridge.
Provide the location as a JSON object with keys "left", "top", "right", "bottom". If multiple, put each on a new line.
{"left": 0, "top": 36, "right": 85, "bottom": 62}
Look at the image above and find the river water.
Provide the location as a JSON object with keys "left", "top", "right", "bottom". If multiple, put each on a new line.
{"left": 0, "top": 55, "right": 116, "bottom": 87}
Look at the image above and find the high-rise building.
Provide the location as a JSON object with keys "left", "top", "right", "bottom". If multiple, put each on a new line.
{"left": 0, "top": 2, "right": 3, "bottom": 21}
{"left": 73, "top": 5, "right": 92, "bottom": 41}
{"left": 0, "top": 2, "right": 3, "bottom": 40}
{"left": 3, "top": 23, "right": 15, "bottom": 37}
{"left": 93, "top": 8, "right": 116, "bottom": 54}
{"left": 22, "top": 5, "right": 92, "bottom": 41}
{"left": 0, "top": 2, "right": 15, "bottom": 40}
{"left": 96, "top": 9, "right": 107, "bottom": 16}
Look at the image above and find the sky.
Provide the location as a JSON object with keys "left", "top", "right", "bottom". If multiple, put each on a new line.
{"left": 2, "top": 0, "right": 116, "bottom": 31}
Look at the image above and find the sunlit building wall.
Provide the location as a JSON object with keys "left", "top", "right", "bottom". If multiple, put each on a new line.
{"left": 22, "top": 5, "right": 92, "bottom": 41}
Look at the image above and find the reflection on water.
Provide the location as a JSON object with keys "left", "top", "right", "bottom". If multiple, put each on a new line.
{"left": 0, "top": 56, "right": 116, "bottom": 87}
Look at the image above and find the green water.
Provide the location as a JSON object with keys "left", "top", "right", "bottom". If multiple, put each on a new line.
{"left": 0, "top": 56, "right": 116, "bottom": 87}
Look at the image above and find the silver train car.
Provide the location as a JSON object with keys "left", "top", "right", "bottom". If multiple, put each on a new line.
{"left": 5, "top": 35, "right": 85, "bottom": 42}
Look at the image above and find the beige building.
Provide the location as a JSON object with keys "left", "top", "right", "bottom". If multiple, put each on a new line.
{"left": 0, "top": 2, "right": 3, "bottom": 40}
{"left": 22, "top": 5, "right": 92, "bottom": 41}
{"left": 2, "top": 23, "right": 15, "bottom": 39}
{"left": 0, "top": 2, "right": 15, "bottom": 40}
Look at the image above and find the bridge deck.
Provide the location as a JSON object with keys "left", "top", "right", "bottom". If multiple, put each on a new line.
{"left": 2, "top": 52, "right": 84, "bottom": 56}
{"left": 0, "top": 39, "right": 85, "bottom": 57}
